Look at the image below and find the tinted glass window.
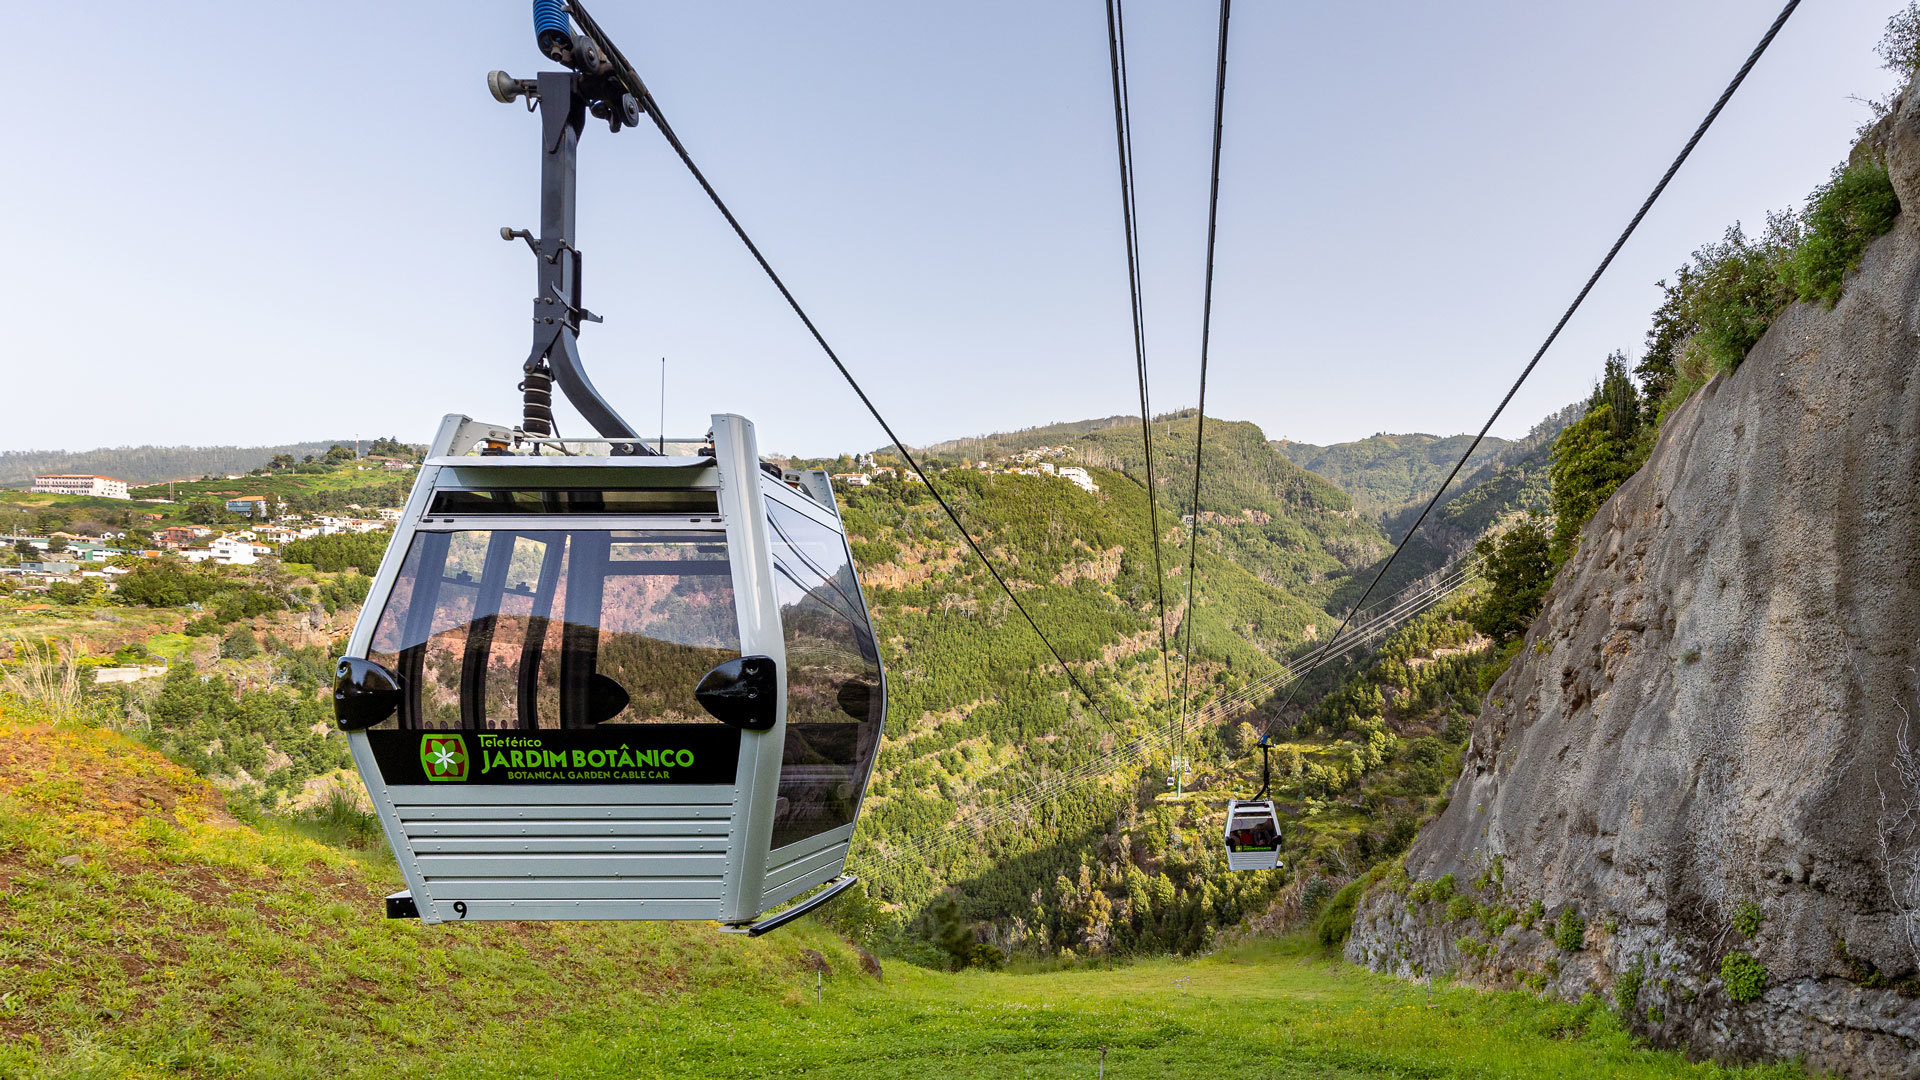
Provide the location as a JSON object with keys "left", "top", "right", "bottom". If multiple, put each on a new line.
{"left": 766, "top": 500, "right": 884, "bottom": 849}
{"left": 367, "top": 530, "right": 738, "bottom": 730}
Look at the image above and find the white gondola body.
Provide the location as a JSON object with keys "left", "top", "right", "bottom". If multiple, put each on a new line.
{"left": 340, "top": 413, "right": 885, "bottom": 925}
{"left": 1223, "top": 798, "right": 1282, "bottom": 871}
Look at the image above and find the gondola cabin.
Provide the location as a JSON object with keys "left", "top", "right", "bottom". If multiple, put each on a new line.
{"left": 1222, "top": 798, "right": 1282, "bottom": 871}
{"left": 334, "top": 414, "right": 885, "bottom": 931}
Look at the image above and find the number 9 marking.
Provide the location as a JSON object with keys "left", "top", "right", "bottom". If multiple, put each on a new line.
{"left": 453, "top": 901, "right": 468, "bottom": 919}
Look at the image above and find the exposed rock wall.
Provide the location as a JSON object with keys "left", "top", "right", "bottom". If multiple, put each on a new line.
{"left": 1347, "top": 97, "right": 1920, "bottom": 1076}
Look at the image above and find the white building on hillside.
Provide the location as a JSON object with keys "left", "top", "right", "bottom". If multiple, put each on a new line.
{"left": 1057, "top": 467, "right": 1099, "bottom": 494}
{"left": 181, "top": 535, "right": 272, "bottom": 566}
{"left": 32, "top": 475, "right": 129, "bottom": 500}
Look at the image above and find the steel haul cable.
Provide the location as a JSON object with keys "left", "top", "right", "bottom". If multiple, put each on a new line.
{"left": 562, "top": 0, "right": 1115, "bottom": 721}
{"left": 1104, "top": 0, "right": 1176, "bottom": 705}
{"left": 1177, "top": 0, "right": 1233, "bottom": 759}
{"left": 1255, "top": 0, "right": 1802, "bottom": 738}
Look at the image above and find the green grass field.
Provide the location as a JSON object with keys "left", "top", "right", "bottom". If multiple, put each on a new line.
{"left": 0, "top": 712, "right": 1805, "bottom": 1080}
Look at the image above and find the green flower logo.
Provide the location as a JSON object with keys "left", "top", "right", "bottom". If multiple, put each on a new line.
{"left": 420, "top": 734, "right": 469, "bottom": 781}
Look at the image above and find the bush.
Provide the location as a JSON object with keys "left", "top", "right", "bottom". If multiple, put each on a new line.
{"left": 1431, "top": 873, "right": 1457, "bottom": 903}
{"left": 1682, "top": 224, "right": 1796, "bottom": 375}
{"left": 1880, "top": 3, "right": 1920, "bottom": 81}
{"left": 1732, "top": 900, "right": 1764, "bottom": 939}
{"left": 1317, "top": 877, "right": 1366, "bottom": 947}
{"left": 1720, "top": 951, "right": 1767, "bottom": 1003}
{"left": 1554, "top": 907, "right": 1586, "bottom": 952}
{"left": 1615, "top": 956, "right": 1644, "bottom": 1012}
{"left": 221, "top": 626, "right": 261, "bottom": 660}
{"left": 115, "top": 560, "right": 223, "bottom": 608}
{"left": 1637, "top": 162, "right": 1899, "bottom": 407}
{"left": 1482, "top": 906, "right": 1516, "bottom": 938}
{"left": 279, "top": 531, "right": 392, "bottom": 574}
{"left": 1299, "top": 876, "right": 1337, "bottom": 914}
{"left": 1780, "top": 163, "right": 1899, "bottom": 306}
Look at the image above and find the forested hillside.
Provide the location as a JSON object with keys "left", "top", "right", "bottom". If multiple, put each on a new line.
{"left": 1274, "top": 433, "right": 1511, "bottom": 522}
{"left": 803, "top": 410, "right": 1547, "bottom": 961}
{"left": 0, "top": 442, "right": 384, "bottom": 487}
{"left": 828, "top": 417, "right": 1387, "bottom": 937}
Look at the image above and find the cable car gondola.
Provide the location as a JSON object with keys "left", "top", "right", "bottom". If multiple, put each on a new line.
{"left": 329, "top": 3, "right": 885, "bottom": 934}
{"left": 335, "top": 415, "right": 887, "bottom": 930}
{"left": 1222, "top": 740, "right": 1283, "bottom": 871}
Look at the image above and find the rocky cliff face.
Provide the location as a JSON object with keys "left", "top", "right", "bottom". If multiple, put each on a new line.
{"left": 1346, "top": 99, "right": 1920, "bottom": 1076}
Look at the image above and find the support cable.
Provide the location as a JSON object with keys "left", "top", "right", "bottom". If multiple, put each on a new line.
{"left": 1104, "top": 0, "right": 1176, "bottom": 705}
{"left": 1177, "top": 0, "right": 1232, "bottom": 754}
{"left": 564, "top": 0, "right": 1116, "bottom": 720}
{"left": 1256, "top": 0, "right": 1801, "bottom": 736}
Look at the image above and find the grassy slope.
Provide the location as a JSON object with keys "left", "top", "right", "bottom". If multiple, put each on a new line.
{"left": 0, "top": 711, "right": 1798, "bottom": 1080}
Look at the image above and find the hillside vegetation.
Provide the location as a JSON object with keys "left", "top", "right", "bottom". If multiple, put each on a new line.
{"left": 826, "top": 415, "right": 1388, "bottom": 949}
{"left": 0, "top": 442, "right": 375, "bottom": 489}
{"left": 0, "top": 709, "right": 1801, "bottom": 1079}
{"left": 1275, "top": 433, "right": 1512, "bottom": 523}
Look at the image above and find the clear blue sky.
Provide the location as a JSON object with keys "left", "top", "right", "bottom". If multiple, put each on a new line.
{"left": 1, "top": 1, "right": 1904, "bottom": 457}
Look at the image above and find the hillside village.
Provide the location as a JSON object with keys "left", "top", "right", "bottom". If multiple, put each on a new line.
{"left": 0, "top": 444, "right": 412, "bottom": 661}
{"left": 823, "top": 445, "right": 1099, "bottom": 494}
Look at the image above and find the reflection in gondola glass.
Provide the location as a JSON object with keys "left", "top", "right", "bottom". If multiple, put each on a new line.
{"left": 367, "top": 530, "right": 739, "bottom": 729}
{"left": 766, "top": 500, "right": 885, "bottom": 849}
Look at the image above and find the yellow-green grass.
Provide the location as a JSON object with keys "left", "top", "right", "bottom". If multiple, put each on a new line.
{"left": 0, "top": 608, "right": 181, "bottom": 648}
{"left": 0, "top": 711, "right": 1803, "bottom": 1079}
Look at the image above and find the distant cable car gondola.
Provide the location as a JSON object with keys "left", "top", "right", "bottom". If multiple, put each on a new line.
{"left": 1223, "top": 740, "right": 1283, "bottom": 871}
{"left": 329, "top": 3, "right": 885, "bottom": 934}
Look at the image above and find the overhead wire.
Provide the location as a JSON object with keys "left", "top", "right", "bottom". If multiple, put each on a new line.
{"left": 1103, "top": 0, "right": 1176, "bottom": 706}
{"left": 563, "top": 0, "right": 1116, "bottom": 722}
{"left": 1255, "top": 0, "right": 1803, "bottom": 737}
{"left": 1176, "top": 0, "right": 1232, "bottom": 758}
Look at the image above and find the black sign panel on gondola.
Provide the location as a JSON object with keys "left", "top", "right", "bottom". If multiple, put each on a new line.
{"left": 367, "top": 726, "right": 740, "bottom": 785}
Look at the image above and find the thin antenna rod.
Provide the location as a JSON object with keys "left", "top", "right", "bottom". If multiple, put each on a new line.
{"left": 659, "top": 356, "right": 666, "bottom": 453}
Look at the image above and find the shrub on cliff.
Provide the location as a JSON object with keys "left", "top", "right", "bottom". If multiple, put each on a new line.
{"left": 1554, "top": 907, "right": 1586, "bottom": 952}
{"left": 1720, "top": 951, "right": 1767, "bottom": 1004}
{"left": 1635, "top": 160, "right": 1900, "bottom": 411}
{"left": 1781, "top": 163, "right": 1900, "bottom": 307}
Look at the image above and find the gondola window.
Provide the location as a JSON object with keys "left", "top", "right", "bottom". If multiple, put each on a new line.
{"left": 367, "top": 530, "right": 740, "bottom": 730}
{"left": 766, "top": 501, "right": 885, "bottom": 849}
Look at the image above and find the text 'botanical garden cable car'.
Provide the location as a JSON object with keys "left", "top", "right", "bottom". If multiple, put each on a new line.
{"left": 1223, "top": 740, "right": 1283, "bottom": 871}
{"left": 328, "top": 2, "right": 886, "bottom": 933}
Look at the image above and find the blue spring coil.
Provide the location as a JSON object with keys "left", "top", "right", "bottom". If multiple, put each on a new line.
{"left": 533, "top": 0, "right": 571, "bottom": 55}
